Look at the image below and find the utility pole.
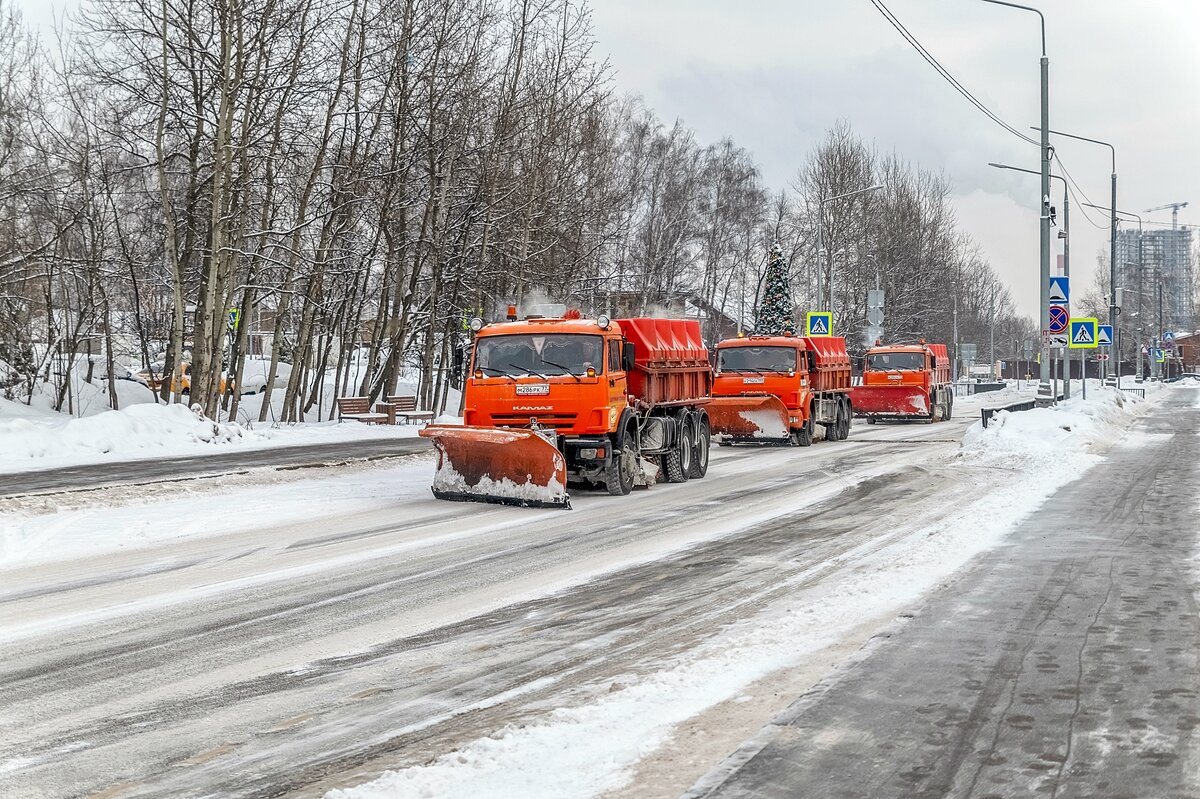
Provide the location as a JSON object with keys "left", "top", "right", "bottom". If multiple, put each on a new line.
{"left": 1061, "top": 182, "right": 1071, "bottom": 399}
{"left": 1152, "top": 277, "right": 1161, "bottom": 379}
{"left": 952, "top": 282, "right": 960, "bottom": 381}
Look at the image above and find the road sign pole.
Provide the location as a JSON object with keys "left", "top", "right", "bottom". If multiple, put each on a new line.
{"left": 1081, "top": 347, "right": 1086, "bottom": 399}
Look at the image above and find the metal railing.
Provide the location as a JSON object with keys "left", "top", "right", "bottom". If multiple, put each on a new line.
{"left": 980, "top": 399, "right": 1037, "bottom": 429}
{"left": 1119, "top": 387, "right": 1145, "bottom": 399}
{"left": 954, "top": 380, "right": 1007, "bottom": 397}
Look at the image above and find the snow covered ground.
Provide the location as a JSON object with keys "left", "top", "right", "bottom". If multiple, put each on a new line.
{"left": 0, "top": 383, "right": 1178, "bottom": 799}
{"left": 0, "top": 400, "right": 426, "bottom": 475}
{"left": 0, "top": 358, "right": 459, "bottom": 474}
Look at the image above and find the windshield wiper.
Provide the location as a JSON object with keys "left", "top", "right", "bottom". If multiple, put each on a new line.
{"left": 540, "top": 358, "right": 582, "bottom": 382}
{"left": 476, "top": 365, "right": 517, "bottom": 382}
{"left": 507, "top": 362, "right": 548, "bottom": 380}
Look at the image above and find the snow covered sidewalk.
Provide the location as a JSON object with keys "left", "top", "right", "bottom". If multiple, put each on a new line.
{"left": 686, "top": 387, "right": 1196, "bottom": 799}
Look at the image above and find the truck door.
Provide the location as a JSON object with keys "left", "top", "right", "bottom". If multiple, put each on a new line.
{"left": 606, "top": 339, "right": 627, "bottom": 430}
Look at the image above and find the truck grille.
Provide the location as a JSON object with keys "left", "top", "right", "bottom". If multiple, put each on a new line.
{"left": 491, "top": 413, "right": 578, "bottom": 430}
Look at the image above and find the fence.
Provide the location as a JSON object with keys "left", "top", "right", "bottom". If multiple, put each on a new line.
{"left": 980, "top": 399, "right": 1038, "bottom": 429}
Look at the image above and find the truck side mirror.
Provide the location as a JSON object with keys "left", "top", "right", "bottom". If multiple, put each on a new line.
{"left": 622, "top": 342, "right": 636, "bottom": 372}
{"left": 806, "top": 351, "right": 816, "bottom": 372}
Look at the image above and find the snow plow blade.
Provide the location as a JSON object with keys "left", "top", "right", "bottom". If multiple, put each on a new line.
{"left": 850, "top": 385, "right": 930, "bottom": 419}
{"left": 707, "top": 395, "right": 791, "bottom": 440}
{"left": 418, "top": 425, "right": 570, "bottom": 509}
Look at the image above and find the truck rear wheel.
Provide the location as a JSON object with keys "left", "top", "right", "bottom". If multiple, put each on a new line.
{"left": 662, "top": 416, "right": 693, "bottom": 483}
{"left": 605, "top": 422, "right": 638, "bottom": 496}
{"left": 827, "top": 400, "right": 848, "bottom": 441}
{"left": 688, "top": 413, "right": 710, "bottom": 479}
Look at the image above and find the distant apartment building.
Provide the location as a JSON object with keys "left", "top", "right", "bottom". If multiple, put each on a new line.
{"left": 1116, "top": 226, "right": 1195, "bottom": 332}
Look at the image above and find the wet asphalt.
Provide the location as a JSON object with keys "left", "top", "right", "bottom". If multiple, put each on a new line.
{"left": 686, "top": 388, "right": 1200, "bottom": 799}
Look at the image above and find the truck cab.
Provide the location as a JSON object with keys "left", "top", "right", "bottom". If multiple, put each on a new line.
{"left": 853, "top": 341, "right": 952, "bottom": 423}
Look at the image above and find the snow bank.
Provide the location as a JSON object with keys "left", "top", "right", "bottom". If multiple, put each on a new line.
{"left": 959, "top": 385, "right": 1146, "bottom": 472}
{"left": 0, "top": 403, "right": 255, "bottom": 472}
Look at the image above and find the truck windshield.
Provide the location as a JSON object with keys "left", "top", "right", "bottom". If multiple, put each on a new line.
{"left": 717, "top": 346, "right": 796, "bottom": 373}
{"left": 867, "top": 352, "right": 926, "bottom": 371}
{"left": 474, "top": 334, "right": 604, "bottom": 376}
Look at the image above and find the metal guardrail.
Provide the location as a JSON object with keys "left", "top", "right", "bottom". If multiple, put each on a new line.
{"left": 980, "top": 399, "right": 1037, "bottom": 429}
{"left": 954, "top": 381, "right": 1007, "bottom": 397}
{"left": 1119, "top": 387, "right": 1146, "bottom": 399}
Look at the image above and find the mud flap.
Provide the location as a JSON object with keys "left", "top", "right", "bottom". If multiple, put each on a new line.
{"left": 849, "top": 385, "right": 930, "bottom": 419}
{"left": 707, "top": 395, "right": 791, "bottom": 440}
{"left": 418, "top": 425, "right": 571, "bottom": 509}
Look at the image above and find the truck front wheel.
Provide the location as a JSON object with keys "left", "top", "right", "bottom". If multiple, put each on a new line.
{"left": 606, "top": 422, "right": 639, "bottom": 496}
{"left": 791, "top": 412, "right": 814, "bottom": 447}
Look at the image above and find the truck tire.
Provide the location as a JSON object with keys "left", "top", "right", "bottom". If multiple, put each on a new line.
{"left": 688, "top": 413, "right": 710, "bottom": 479}
{"left": 840, "top": 399, "right": 852, "bottom": 439}
{"left": 605, "top": 421, "right": 639, "bottom": 496}
{"left": 791, "top": 412, "right": 814, "bottom": 447}
{"left": 828, "top": 401, "right": 847, "bottom": 441}
{"left": 662, "top": 416, "right": 692, "bottom": 483}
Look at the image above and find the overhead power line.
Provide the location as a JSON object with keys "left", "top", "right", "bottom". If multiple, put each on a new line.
{"left": 1053, "top": 154, "right": 1113, "bottom": 231}
{"left": 869, "top": 0, "right": 1039, "bottom": 147}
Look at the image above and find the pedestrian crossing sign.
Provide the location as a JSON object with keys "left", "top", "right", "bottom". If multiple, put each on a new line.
{"left": 1068, "top": 317, "right": 1098, "bottom": 349}
{"left": 806, "top": 312, "right": 833, "bottom": 337}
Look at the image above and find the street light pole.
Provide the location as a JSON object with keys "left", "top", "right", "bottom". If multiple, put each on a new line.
{"left": 1040, "top": 128, "right": 1117, "bottom": 383}
{"left": 987, "top": 161, "right": 1069, "bottom": 397}
{"left": 815, "top": 184, "right": 883, "bottom": 313}
{"left": 986, "top": 0, "right": 1051, "bottom": 403}
{"left": 1084, "top": 203, "right": 1144, "bottom": 384}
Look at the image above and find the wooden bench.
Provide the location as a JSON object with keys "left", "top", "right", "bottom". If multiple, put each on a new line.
{"left": 387, "top": 395, "right": 436, "bottom": 425}
{"left": 335, "top": 396, "right": 389, "bottom": 424}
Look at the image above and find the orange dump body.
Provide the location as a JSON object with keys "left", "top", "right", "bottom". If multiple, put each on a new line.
{"left": 851, "top": 342, "right": 951, "bottom": 420}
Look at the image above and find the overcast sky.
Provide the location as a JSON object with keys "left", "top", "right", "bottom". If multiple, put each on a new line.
{"left": 16, "top": 0, "right": 1200, "bottom": 317}
{"left": 589, "top": 0, "right": 1200, "bottom": 317}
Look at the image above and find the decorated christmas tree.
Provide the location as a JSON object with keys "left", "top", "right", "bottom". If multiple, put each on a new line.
{"left": 754, "top": 244, "right": 795, "bottom": 336}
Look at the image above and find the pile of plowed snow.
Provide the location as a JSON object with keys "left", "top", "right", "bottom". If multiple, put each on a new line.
{"left": 958, "top": 384, "right": 1160, "bottom": 474}
{"left": 0, "top": 403, "right": 256, "bottom": 472}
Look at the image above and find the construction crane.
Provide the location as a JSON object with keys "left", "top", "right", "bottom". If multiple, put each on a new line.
{"left": 1145, "top": 201, "right": 1189, "bottom": 227}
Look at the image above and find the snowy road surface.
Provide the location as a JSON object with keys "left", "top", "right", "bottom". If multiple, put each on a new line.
{"left": 0, "top": 389, "right": 1157, "bottom": 798}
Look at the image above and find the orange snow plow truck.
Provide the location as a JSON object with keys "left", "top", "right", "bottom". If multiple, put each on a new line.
{"left": 419, "top": 310, "right": 712, "bottom": 509}
{"left": 850, "top": 341, "right": 952, "bottom": 423}
{"left": 706, "top": 335, "right": 853, "bottom": 446}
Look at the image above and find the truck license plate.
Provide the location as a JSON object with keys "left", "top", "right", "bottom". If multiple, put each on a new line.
{"left": 516, "top": 383, "right": 550, "bottom": 396}
{"left": 742, "top": 377, "right": 765, "bottom": 384}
